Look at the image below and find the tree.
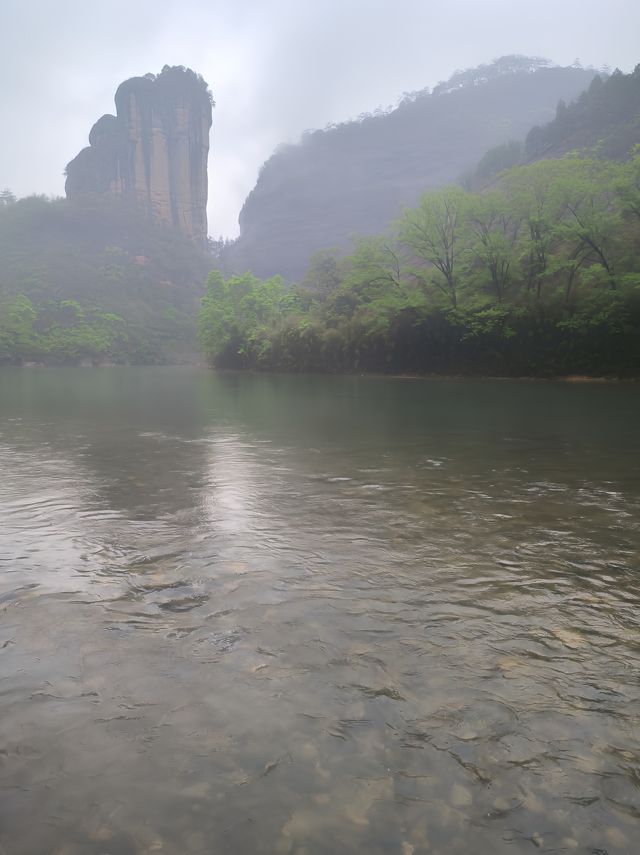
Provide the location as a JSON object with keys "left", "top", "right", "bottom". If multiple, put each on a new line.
{"left": 0, "top": 294, "right": 38, "bottom": 360}
{"left": 301, "top": 249, "right": 342, "bottom": 299}
{"left": 399, "top": 186, "right": 469, "bottom": 308}
{"left": 326, "top": 236, "right": 406, "bottom": 318}
{"left": 197, "top": 270, "right": 299, "bottom": 365}
{"left": 554, "top": 158, "right": 621, "bottom": 291}
{"left": 617, "top": 145, "right": 640, "bottom": 222}
{"left": 503, "top": 161, "right": 570, "bottom": 301}
{"left": 466, "top": 190, "right": 521, "bottom": 301}
{"left": 0, "top": 189, "right": 16, "bottom": 206}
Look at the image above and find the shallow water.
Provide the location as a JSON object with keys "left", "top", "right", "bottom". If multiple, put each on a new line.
{"left": 0, "top": 367, "right": 639, "bottom": 854}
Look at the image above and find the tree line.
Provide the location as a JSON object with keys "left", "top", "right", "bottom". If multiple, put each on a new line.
{"left": 0, "top": 296, "right": 128, "bottom": 364}
{"left": 198, "top": 150, "right": 640, "bottom": 377}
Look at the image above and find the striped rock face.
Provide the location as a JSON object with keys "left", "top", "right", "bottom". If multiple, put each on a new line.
{"left": 65, "top": 66, "right": 213, "bottom": 247}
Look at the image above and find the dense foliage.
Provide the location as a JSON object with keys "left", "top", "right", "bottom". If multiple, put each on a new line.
{"left": 199, "top": 152, "right": 640, "bottom": 377}
{"left": 0, "top": 296, "right": 127, "bottom": 364}
{"left": 0, "top": 194, "right": 210, "bottom": 363}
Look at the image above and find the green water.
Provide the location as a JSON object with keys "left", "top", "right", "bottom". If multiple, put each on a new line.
{"left": 1, "top": 367, "right": 639, "bottom": 854}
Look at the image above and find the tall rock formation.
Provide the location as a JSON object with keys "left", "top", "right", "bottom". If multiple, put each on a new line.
{"left": 228, "top": 58, "right": 597, "bottom": 281}
{"left": 65, "top": 66, "right": 212, "bottom": 246}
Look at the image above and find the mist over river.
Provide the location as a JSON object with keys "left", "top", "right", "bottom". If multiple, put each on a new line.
{"left": 1, "top": 367, "right": 639, "bottom": 854}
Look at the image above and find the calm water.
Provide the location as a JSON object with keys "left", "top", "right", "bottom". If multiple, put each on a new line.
{"left": 1, "top": 368, "right": 639, "bottom": 855}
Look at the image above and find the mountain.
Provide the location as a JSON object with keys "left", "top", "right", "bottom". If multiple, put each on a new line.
{"left": 65, "top": 65, "right": 213, "bottom": 247}
{"left": 226, "top": 57, "right": 597, "bottom": 282}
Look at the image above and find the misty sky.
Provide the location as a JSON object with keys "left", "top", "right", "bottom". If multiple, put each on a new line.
{"left": 1, "top": 0, "right": 639, "bottom": 238}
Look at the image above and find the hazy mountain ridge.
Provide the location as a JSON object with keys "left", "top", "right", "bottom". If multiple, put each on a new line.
{"left": 525, "top": 63, "right": 640, "bottom": 160}
{"left": 227, "top": 58, "right": 598, "bottom": 282}
{"left": 464, "top": 64, "right": 640, "bottom": 188}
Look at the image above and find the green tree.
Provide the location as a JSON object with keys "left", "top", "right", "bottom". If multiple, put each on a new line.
{"left": 301, "top": 249, "right": 342, "bottom": 299}
{"left": 0, "top": 294, "right": 39, "bottom": 360}
{"left": 198, "top": 270, "right": 299, "bottom": 365}
{"left": 399, "top": 186, "right": 470, "bottom": 308}
{"left": 325, "top": 236, "right": 405, "bottom": 320}
{"left": 617, "top": 145, "right": 640, "bottom": 222}
{"left": 504, "top": 160, "right": 573, "bottom": 301}
{"left": 555, "top": 158, "right": 621, "bottom": 291}
{"left": 0, "top": 189, "right": 16, "bottom": 206}
{"left": 465, "top": 190, "right": 521, "bottom": 301}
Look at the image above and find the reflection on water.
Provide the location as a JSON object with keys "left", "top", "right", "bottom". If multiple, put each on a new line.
{"left": 0, "top": 367, "right": 639, "bottom": 854}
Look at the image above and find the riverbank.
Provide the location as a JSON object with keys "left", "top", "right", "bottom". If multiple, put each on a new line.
{"left": 6, "top": 360, "right": 638, "bottom": 382}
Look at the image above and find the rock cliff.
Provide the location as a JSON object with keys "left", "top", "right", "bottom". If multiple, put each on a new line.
{"left": 65, "top": 66, "right": 212, "bottom": 246}
{"left": 228, "top": 58, "right": 597, "bottom": 281}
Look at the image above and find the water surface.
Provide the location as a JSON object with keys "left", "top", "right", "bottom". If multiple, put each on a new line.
{"left": 1, "top": 368, "right": 639, "bottom": 854}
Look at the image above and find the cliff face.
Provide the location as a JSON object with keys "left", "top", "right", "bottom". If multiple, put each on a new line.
{"left": 66, "top": 66, "right": 212, "bottom": 246}
{"left": 228, "top": 60, "right": 597, "bottom": 281}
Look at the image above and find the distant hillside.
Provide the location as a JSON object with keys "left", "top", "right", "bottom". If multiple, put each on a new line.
{"left": 464, "top": 64, "right": 640, "bottom": 188}
{"left": 525, "top": 64, "right": 640, "bottom": 161}
{"left": 0, "top": 194, "right": 211, "bottom": 363}
{"left": 226, "top": 57, "right": 597, "bottom": 282}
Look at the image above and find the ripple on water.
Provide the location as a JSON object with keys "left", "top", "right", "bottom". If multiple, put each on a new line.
{"left": 0, "top": 372, "right": 639, "bottom": 854}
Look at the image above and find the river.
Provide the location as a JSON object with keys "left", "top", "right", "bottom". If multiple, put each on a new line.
{"left": 0, "top": 367, "right": 639, "bottom": 854}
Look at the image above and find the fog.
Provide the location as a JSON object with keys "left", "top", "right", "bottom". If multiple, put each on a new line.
{"left": 1, "top": 0, "right": 638, "bottom": 237}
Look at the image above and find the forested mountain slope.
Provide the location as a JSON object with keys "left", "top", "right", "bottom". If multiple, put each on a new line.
{"left": 468, "top": 65, "right": 640, "bottom": 187}
{"left": 0, "top": 195, "right": 211, "bottom": 364}
{"left": 227, "top": 57, "right": 597, "bottom": 282}
{"left": 525, "top": 64, "right": 640, "bottom": 161}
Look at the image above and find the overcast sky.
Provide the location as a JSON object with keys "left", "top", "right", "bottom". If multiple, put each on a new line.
{"left": 1, "top": 0, "right": 639, "bottom": 237}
